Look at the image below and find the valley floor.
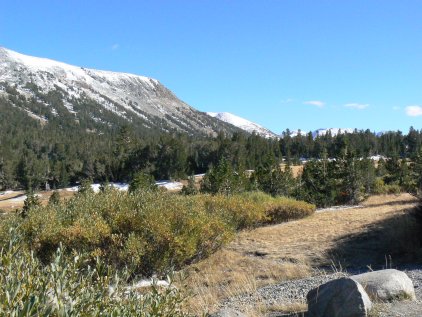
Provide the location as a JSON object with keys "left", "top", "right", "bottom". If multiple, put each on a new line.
{"left": 183, "top": 194, "right": 421, "bottom": 316}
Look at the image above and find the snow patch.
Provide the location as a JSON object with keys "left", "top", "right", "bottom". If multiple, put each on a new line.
{"left": 65, "top": 182, "right": 129, "bottom": 193}
{"left": 155, "top": 181, "right": 184, "bottom": 190}
{"left": 0, "top": 190, "right": 15, "bottom": 196}
{"left": 207, "top": 112, "right": 278, "bottom": 138}
{"left": 9, "top": 194, "right": 41, "bottom": 202}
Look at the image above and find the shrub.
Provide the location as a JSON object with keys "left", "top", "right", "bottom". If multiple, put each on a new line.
{"left": 10, "top": 189, "right": 314, "bottom": 277}
{"left": 264, "top": 196, "right": 316, "bottom": 223}
{"left": 18, "top": 190, "right": 233, "bottom": 275}
{"left": 204, "top": 191, "right": 315, "bottom": 230}
{"left": 203, "top": 194, "right": 268, "bottom": 230}
{"left": 373, "top": 178, "right": 402, "bottom": 195}
{"left": 240, "top": 191, "right": 316, "bottom": 224}
{"left": 0, "top": 229, "right": 189, "bottom": 316}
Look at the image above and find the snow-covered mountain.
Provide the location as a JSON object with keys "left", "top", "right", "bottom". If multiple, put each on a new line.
{"left": 206, "top": 112, "right": 278, "bottom": 138}
{"left": 312, "top": 128, "right": 355, "bottom": 138}
{"left": 288, "top": 130, "right": 310, "bottom": 137}
{"left": 0, "top": 47, "right": 239, "bottom": 136}
{"left": 286, "top": 128, "right": 356, "bottom": 138}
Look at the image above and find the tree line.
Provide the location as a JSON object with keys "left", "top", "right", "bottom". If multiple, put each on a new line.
{"left": 2, "top": 88, "right": 422, "bottom": 195}
{"left": 199, "top": 153, "right": 422, "bottom": 207}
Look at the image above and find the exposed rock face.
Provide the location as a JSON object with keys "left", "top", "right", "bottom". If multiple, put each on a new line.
{"left": 351, "top": 269, "right": 416, "bottom": 302}
{"left": 306, "top": 277, "right": 372, "bottom": 317}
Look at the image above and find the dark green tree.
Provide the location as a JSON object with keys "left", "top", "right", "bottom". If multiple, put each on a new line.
{"left": 129, "top": 172, "right": 157, "bottom": 192}
{"left": 181, "top": 175, "right": 198, "bottom": 195}
{"left": 48, "top": 191, "right": 61, "bottom": 206}
{"left": 200, "top": 158, "right": 249, "bottom": 195}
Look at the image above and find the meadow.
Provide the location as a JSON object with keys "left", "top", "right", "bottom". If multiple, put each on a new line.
{"left": 0, "top": 188, "right": 315, "bottom": 316}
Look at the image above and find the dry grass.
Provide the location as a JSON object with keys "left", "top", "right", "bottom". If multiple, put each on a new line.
{"left": 279, "top": 164, "right": 304, "bottom": 177}
{"left": 182, "top": 248, "right": 310, "bottom": 315}
{"left": 229, "top": 194, "right": 417, "bottom": 267}
{"left": 0, "top": 190, "right": 75, "bottom": 212}
{"left": 181, "top": 193, "right": 418, "bottom": 315}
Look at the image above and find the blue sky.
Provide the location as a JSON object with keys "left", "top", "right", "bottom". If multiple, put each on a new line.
{"left": 1, "top": 1, "right": 422, "bottom": 134}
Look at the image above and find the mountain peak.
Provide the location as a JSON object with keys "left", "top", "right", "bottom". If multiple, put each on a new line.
{"left": 0, "top": 47, "right": 240, "bottom": 136}
{"left": 206, "top": 112, "right": 278, "bottom": 138}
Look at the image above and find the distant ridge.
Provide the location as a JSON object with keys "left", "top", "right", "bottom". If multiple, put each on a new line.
{"left": 206, "top": 112, "right": 278, "bottom": 138}
{"left": 288, "top": 128, "right": 386, "bottom": 139}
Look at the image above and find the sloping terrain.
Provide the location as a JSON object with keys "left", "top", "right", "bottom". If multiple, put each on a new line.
{"left": 183, "top": 194, "right": 421, "bottom": 316}
{"left": 0, "top": 47, "right": 239, "bottom": 136}
{"left": 207, "top": 112, "right": 278, "bottom": 138}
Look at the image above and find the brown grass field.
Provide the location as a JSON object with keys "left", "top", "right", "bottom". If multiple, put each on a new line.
{"left": 182, "top": 193, "right": 419, "bottom": 315}
{"left": 0, "top": 190, "right": 75, "bottom": 212}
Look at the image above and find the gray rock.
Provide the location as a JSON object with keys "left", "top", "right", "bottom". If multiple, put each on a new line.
{"left": 351, "top": 269, "right": 416, "bottom": 302}
{"left": 209, "top": 308, "right": 247, "bottom": 317}
{"left": 307, "top": 277, "right": 372, "bottom": 317}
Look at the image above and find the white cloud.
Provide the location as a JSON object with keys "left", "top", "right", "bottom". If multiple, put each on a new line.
{"left": 304, "top": 100, "right": 325, "bottom": 108}
{"left": 344, "top": 103, "right": 369, "bottom": 110}
{"left": 111, "top": 44, "right": 120, "bottom": 50}
{"left": 405, "top": 105, "right": 422, "bottom": 117}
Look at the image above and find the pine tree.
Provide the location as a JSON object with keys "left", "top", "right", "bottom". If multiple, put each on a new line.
{"left": 21, "top": 191, "right": 41, "bottom": 218}
{"left": 129, "top": 172, "right": 157, "bottom": 192}
{"left": 200, "top": 157, "right": 248, "bottom": 195}
{"left": 78, "top": 179, "right": 94, "bottom": 195}
{"left": 48, "top": 191, "right": 61, "bottom": 206}
{"left": 181, "top": 175, "right": 198, "bottom": 195}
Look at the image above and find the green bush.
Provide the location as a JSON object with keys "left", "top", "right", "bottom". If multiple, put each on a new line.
{"left": 5, "top": 189, "right": 314, "bottom": 277}
{"left": 0, "top": 229, "right": 188, "bottom": 316}
{"left": 204, "top": 191, "right": 315, "bottom": 229}
{"left": 203, "top": 194, "right": 268, "bottom": 230}
{"left": 373, "top": 178, "right": 402, "bottom": 195}
{"left": 240, "top": 191, "right": 315, "bottom": 223}
{"left": 18, "top": 190, "right": 233, "bottom": 275}
{"left": 264, "top": 196, "right": 316, "bottom": 223}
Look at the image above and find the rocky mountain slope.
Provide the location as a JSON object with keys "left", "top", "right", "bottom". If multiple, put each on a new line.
{"left": 0, "top": 47, "right": 239, "bottom": 136}
{"left": 206, "top": 112, "right": 278, "bottom": 138}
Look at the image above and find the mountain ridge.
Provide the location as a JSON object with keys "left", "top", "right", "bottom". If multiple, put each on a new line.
{"left": 206, "top": 112, "right": 278, "bottom": 138}
{"left": 0, "top": 47, "right": 240, "bottom": 137}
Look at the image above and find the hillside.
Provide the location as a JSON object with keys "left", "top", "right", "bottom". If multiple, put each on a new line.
{"left": 206, "top": 112, "right": 278, "bottom": 138}
{"left": 0, "top": 47, "right": 240, "bottom": 137}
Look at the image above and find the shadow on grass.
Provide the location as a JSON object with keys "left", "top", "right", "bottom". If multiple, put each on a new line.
{"left": 362, "top": 196, "right": 417, "bottom": 209}
{"left": 326, "top": 206, "right": 422, "bottom": 271}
